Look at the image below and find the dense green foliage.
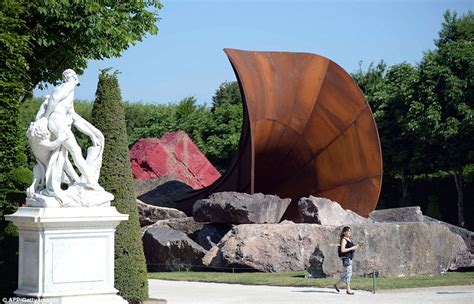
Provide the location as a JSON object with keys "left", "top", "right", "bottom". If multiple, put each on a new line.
{"left": 91, "top": 70, "right": 149, "bottom": 303}
{"left": 353, "top": 10, "right": 473, "bottom": 227}
{"left": 4, "top": 0, "right": 162, "bottom": 94}
{"left": 0, "top": 0, "right": 31, "bottom": 295}
{"left": 417, "top": 11, "right": 474, "bottom": 227}
{"left": 212, "top": 81, "right": 243, "bottom": 110}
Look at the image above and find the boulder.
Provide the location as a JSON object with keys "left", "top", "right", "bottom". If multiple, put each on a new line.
{"left": 144, "top": 217, "right": 204, "bottom": 237}
{"left": 204, "top": 223, "right": 332, "bottom": 272}
{"left": 193, "top": 192, "right": 291, "bottom": 224}
{"left": 193, "top": 223, "right": 233, "bottom": 250}
{"left": 137, "top": 199, "right": 187, "bottom": 227}
{"left": 130, "top": 132, "right": 221, "bottom": 189}
{"left": 143, "top": 217, "right": 232, "bottom": 251}
{"left": 368, "top": 208, "right": 473, "bottom": 269}
{"left": 142, "top": 226, "right": 207, "bottom": 271}
{"left": 307, "top": 246, "right": 326, "bottom": 278}
{"left": 309, "top": 222, "right": 468, "bottom": 277}
{"left": 423, "top": 215, "right": 473, "bottom": 269}
{"left": 424, "top": 215, "right": 473, "bottom": 250}
{"left": 298, "top": 196, "right": 370, "bottom": 225}
{"left": 204, "top": 222, "right": 467, "bottom": 277}
{"left": 137, "top": 179, "right": 193, "bottom": 210}
{"left": 369, "top": 206, "right": 424, "bottom": 223}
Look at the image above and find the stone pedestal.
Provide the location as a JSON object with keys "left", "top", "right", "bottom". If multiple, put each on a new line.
{"left": 6, "top": 207, "right": 129, "bottom": 304}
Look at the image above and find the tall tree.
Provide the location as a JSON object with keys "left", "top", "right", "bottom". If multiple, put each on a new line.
{"left": 6, "top": 0, "right": 163, "bottom": 96}
{"left": 208, "top": 81, "right": 243, "bottom": 171}
{"left": 204, "top": 101, "right": 243, "bottom": 171}
{"left": 376, "top": 63, "right": 425, "bottom": 205}
{"left": 91, "top": 70, "right": 148, "bottom": 303}
{"left": 211, "top": 81, "right": 242, "bottom": 110}
{"left": 352, "top": 61, "right": 387, "bottom": 101}
{"left": 353, "top": 61, "right": 436, "bottom": 206}
{"left": 417, "top": 10, "right": 474, "bottom": 226}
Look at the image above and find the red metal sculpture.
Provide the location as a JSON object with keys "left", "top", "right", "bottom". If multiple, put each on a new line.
{"left": 175, "top": 49, "right": 383, "bottom": 219}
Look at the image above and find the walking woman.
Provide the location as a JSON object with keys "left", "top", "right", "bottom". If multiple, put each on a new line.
{"left": 334, "top": 226, "right": 359, "bottom": 295}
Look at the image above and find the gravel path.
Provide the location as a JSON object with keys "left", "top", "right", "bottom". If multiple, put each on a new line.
{"left": 149, "top": 280, "right": 474, "bottom": 304}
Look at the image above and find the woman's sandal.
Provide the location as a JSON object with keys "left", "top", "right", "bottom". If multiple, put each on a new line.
{"left": 333, "top": 284, "right": 340, "bottom": 292}
{"left": 346, "top": 291, "right": 355, "bottom": 295}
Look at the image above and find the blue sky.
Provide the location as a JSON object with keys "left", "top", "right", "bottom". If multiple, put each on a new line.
{"left": 35, "top": 0, "right": 473, "bottom": 105}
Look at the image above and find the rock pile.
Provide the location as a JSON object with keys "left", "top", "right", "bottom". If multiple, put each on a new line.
{"left": 137, "top": 191, "right": 472, "bottom": 276}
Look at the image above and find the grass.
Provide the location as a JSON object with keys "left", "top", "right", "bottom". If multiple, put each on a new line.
{"left": 148, "top": 271, "right": 474, "bottom": 291}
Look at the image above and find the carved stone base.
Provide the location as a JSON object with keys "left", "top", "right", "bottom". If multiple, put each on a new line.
{"left": 5, "top": 207, "right": 129, "bottom": 304}
{"left": 27, "top": 185, "right": 114, "bottom": 207}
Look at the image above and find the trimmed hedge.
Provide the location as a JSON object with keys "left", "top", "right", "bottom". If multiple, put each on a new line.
{"left": 91, "top": 70, "right": 148, "bottom": 303}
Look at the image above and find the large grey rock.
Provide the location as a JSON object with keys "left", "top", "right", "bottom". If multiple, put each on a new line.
{"left": 143, "top": 217, "right": 204, "bottom": 236}
{"left": 423, "top": 215, "right": 473, "bottom": 269}
{"left": 143, "top": 217, "right": 232, "bottom": 251}
{"left": 203, "top": 222, "right": 322, "bottom": 272}
{"left": 368, "top": 208, "right": 473, "bottom": 269}
{"left": 307, "top": 246, "right": 326, "bottom": 278}
{"left": 298, "top": 196, "right": 370, "bottom": 225}
{"left": 369, "top": 206, "right": 424, "bottom": 223}
{"left": 204, "top": 222, "right": 467, "bottom": 277}
{"left": 309, "top": 222, "right": 468, "bottom": 277}
{"left": 193, "top": 192, "right": 291, "bottom": 224}
{"left": 142, "top": 226, "right": 207, "bottom": 271}
{"left": 424, "top": 215, "right": 473, "bottom": 250}
{"left": 137, "top": 199, "right": 187, "bottom": 227}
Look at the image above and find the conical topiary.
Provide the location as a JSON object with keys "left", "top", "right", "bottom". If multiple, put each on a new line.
{"left": 91, "top": 69, "right": 148, "bottom": 303}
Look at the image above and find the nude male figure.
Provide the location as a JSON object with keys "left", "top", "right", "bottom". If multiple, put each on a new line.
{"left": 42, "top": 69, "right": 102, "bottom": 190}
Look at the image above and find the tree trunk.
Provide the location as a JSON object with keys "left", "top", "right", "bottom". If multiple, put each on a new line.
{"left": 400, "top": 169, "right": 409, "bottom": 206}
{"left": 453, "top": 169, "right": 464, "bottom": 227}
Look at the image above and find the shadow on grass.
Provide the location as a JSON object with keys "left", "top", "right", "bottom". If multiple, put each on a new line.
{"left": 291, "top": 274, "right": 306, "bottom": 278}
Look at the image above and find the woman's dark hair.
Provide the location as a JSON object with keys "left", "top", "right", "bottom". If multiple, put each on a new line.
{"left": 339, "top": 226, "right": 351, "bottom": 242}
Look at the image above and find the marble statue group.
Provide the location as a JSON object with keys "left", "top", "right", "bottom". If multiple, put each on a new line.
{"left": 26, "top": 69, "right": 113, "bottom": 207}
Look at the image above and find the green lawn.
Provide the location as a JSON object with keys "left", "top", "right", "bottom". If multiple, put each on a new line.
{"left": 148, "top": 271, "right": 474, "bottom": 290}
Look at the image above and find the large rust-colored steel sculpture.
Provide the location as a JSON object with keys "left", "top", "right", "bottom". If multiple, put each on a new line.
{"left": 176, "top": 49, "right": 382, "bottom": 219}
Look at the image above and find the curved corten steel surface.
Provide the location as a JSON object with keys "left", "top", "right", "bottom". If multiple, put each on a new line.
{"left": 175, "top": 49, "right": 382, "bottom": 219}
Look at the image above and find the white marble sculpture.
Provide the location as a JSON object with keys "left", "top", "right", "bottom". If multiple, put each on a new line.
{"left": 26, "top": 69, "right": 113, "bottom": 207}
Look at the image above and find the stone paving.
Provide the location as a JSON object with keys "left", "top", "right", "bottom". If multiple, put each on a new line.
{"left": 149, "top": 279, "right": 474, "bottom": 304}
